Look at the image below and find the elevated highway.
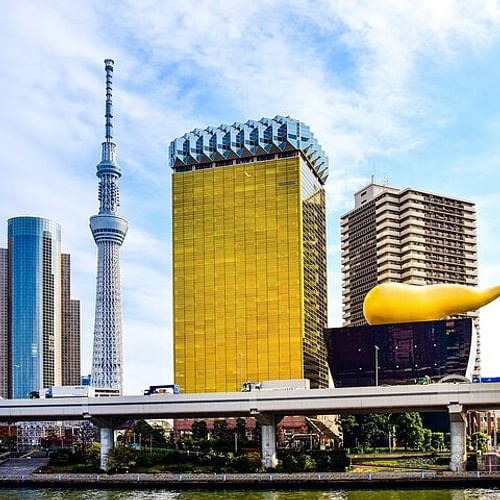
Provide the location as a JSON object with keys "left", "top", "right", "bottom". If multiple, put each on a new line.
{"left": 1, "top": 383, "right": 499, "bottom": 421}
{"left": 1, "top": 382, "right": 498, "bottom": 472}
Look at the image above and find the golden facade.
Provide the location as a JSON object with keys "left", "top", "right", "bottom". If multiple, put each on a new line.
{"left": 173, "top": 154, "right": 328, "bottom": 393}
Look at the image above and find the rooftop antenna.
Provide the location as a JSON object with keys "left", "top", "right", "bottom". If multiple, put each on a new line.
{"left": 104, "top": 59, "right": 114, "bottom": 142}
{"left": 371, "top": 161, "right": 377, "bottom": 185}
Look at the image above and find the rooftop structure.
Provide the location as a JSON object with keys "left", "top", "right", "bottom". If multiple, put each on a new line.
{"left": 169, "top": 115, "right": 329, "bottom": 182}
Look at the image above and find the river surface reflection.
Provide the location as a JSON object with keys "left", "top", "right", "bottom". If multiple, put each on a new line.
{"left": 0, "top": 489, "right": 499, "bottom": 500}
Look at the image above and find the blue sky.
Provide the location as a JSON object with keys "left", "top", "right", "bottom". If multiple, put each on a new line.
{"left": 1, "top": 1, "right": 499, "bottom": 394}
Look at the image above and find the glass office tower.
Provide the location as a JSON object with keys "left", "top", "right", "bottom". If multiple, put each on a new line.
{"left": 8, "top": 217, "right": 62, "bottom": 398}
{"left": 170, "top": 116, "right": 329, "bottom": 393}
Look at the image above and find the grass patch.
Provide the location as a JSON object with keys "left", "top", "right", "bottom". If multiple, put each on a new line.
{"left": 350, "top": 456, "right": 448, "bottom": 472}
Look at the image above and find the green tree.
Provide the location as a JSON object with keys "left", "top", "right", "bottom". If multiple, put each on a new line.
{"left": 360, "top": 413, "right": 389, "bottom": 449}
{"left": 106, "top": 447, "right": 137, "bottom": 473}
{"left": 422, "top": 428, "right": 433, "bottom": 451}
{"left": 85, "top": 443, "right": 101, "bottom": 469}
{"left": 133, "top": 419, "right": 166, "bottom": 448}
{"left": 280, "top": 452, "right": 318, "bottom": 472}
{"left": 471, "top": 432, "right": 488, "bottom": 452}
{"left": 74, "top": 421, "right": 98, "bottom": 453}
{"left": 206, "top": 449, "right": 235, "bottom": 472}
{"left": 431, "top": 432, "right": 445, "bottom": 451}
{"left": 281, "top": 454, "right": 299, "bottom": 472}
{"left": 340, "top": 415, "right": 360, "bottom": 449}
{"left": 395, "top": 412, "right": 424, "bottom": 450}
{"left": 0, "top": 433, "right": 16, "bottom": 451}
{"left": 213, "top": 419, "right": 231, "bottom": 441}
{"left": 297, "top": 453, "right": 317, "bottom": 471}
{"left": 311, "top": 450, "right": 350, "bottom": 472}
{"left": 235, "top": 418, "right": 246, "bottom": 442}
{"left": 191, "top": 420, "right": 208, "bottom": 440}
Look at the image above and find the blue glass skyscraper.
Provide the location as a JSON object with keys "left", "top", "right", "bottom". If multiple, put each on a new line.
{"left": 8, "top": 217, "right": 62, "bottom": 399}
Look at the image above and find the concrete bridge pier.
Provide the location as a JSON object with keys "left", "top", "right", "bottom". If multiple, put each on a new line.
{"left": 448, "top": 403, "right": 467, "bottom": 472}
{"left": 100, "top": 426, "right": 114, "bottom": 472}
{"left": 257, "top": 414, "right": 282, "bottom": 469}
{"left": 92, "top": 417, "right": 116, "bottom": 472}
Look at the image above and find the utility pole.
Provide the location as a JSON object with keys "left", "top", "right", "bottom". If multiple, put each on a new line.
{"left": 374, "top": 345, "right": 380, "bottom": 386}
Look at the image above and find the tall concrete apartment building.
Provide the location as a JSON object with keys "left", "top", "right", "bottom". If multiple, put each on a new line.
{"left": 0, "top": 217, "right": 80, "bottom": 398}
{"left": 170, "top": 115, "right": 329, "bottom": 392}
{"left": 341, "top": 182, "right": 480, "bottom": 374}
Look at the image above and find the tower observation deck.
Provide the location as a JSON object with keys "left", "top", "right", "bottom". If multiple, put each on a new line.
{"left": 90, "top": 59, "right": 128, "bottom": 394}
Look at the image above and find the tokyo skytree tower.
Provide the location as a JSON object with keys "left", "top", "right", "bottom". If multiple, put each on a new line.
{"left": 90, "top": 59, "right": 128, "bottom": 393}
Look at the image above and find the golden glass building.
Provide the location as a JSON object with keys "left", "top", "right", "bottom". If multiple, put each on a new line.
{"left": 170, "top": 116, "right": 329, "bottom": 393}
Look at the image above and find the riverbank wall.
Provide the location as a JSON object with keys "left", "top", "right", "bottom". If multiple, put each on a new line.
{"left": 1, "top": 471, "right": 500, "bottom": 489}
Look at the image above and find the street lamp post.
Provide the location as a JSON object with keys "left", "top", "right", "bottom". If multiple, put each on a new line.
{"left": 493, "top": 410, "right": 497, "bottom": 449}
{"left": 374, "top": 345, "right": 380, "bottom": 386}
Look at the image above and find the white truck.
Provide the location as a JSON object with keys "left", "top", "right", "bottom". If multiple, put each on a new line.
{"left": 46, "top": 386, "right": 95, "bottom": 398}
{"left": 260, "top": 379, "right": 310, "bottom": 391}
{"left": 45, "top": 386, "right": 120, "bottom": 398}
{"left": 242, "top": 379, "right": 310, "bottom": 392}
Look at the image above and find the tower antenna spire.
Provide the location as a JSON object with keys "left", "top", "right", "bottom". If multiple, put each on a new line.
{"left": 104, "top": 59, "right": 114, "bottom": 142}
{"left": 90, "top": 59, "right": 128, "bottom": 396}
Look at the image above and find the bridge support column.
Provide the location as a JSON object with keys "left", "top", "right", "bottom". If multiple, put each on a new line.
{"left": 257, "top": 414, "right": 282, "bottom": 469}
{"left": 100, "top": 426, "right": 114, "bottom": 472}
{"left": 448, "top": 404, "right": 467, "bottom": 472}
{"left": 92, "top": 418, "right": 116, "bottom": 472}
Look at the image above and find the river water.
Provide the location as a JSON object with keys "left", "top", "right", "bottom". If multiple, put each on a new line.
{"left": 0, "top": 489, "right": 498, "bottom": 499}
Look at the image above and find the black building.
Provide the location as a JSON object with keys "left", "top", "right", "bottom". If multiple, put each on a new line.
{"left": 324, "top": 318, "right": 475, "bottom": 388}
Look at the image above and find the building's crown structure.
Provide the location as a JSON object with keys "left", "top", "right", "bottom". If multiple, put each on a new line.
{"left": 89, "top": 59, "right": 128, "bottom": 394}
{"left": 169, "top": 115, "right": 329, "bottom": 182}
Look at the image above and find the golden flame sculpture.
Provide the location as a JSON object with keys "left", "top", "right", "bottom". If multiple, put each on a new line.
{"left": 363, "top": 283, "right": 500, "bottom": 325}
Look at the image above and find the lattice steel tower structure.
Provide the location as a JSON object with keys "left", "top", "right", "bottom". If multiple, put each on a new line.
{"left": 90, "top": 59, "right": 128, "bottom": 393}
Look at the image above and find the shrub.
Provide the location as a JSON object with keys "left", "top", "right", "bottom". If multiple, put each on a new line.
{"left": 232, "top": 452, "right": 264, "bottom": 472}
{"left": 49, "top": 449, "right": 73, "bottom": 466}
{"left": 72, "top": 463, "right": 99, "bottom": 473}
{"left": 298, "top": 454, "right": 316, "bottom": 471}
{"left": 281, "top": 454, "right": 299, "bottom": 472}
{"left": 106, "top": 447, "right": 137, "bottom": 473}
{"left": 312, "top": 450, "right": 350, "bottom": 471}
